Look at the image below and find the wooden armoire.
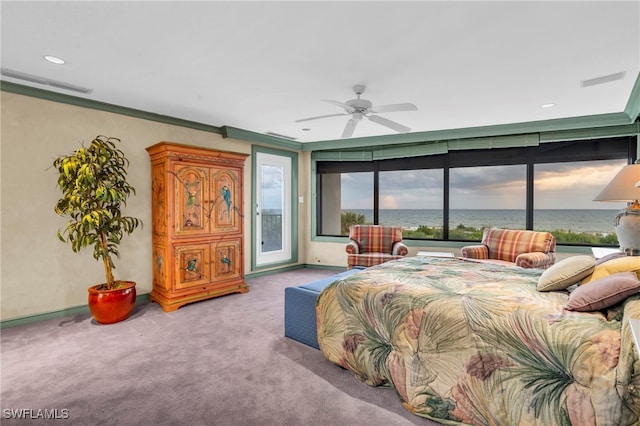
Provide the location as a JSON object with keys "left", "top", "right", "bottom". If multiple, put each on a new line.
{"left": 146, "top": 142, "right": 249, "bottom": 312}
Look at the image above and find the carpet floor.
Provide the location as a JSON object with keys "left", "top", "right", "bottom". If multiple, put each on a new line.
{"left": 1, "top": 268, "right": 440, "bottom": 426}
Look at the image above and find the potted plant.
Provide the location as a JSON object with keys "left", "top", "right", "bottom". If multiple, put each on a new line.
{"left": 53, "top": 135, "right": 142, "bottom": 324}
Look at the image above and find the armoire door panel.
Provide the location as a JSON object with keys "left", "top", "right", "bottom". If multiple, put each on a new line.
{"left": 174, "top": 244, "right": 210, "bottom": 290}
{"left": 211, "top": 240, "right": 241, "bottom": 282}
{"left": 210, "top": 167, "right": 241, "bottom": 234}
{"left": 173, "top": 165, "right": 209, "bottom": 236}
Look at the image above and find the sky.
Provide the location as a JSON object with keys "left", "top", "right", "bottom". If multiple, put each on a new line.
{"left": 341, "top": 158, "right": 629, "bottom": 210}
{"left": 261, "top": 164, "right": 284, "bottom": 210}
{"left": 258, "top": 158, "right": 630, "bottom": 211}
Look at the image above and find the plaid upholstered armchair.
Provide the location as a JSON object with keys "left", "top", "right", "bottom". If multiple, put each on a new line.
{"left": 461, "top": 227, "right": 556, "bottom": 269}
{"left": 346, "top": 225, "right": 409, "bottom": 269}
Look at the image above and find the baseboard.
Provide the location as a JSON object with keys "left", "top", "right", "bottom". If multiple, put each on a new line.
{"left": 0, "top": 293, "right": 151, "bottom": 329}
{"left": 2, "top": 265, "right": 343, "bottom": 328}
{"left": 244, "top": 263, "right": 343, "bottom": 279}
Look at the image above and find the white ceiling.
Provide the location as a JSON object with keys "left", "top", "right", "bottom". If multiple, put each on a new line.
{"left": 2, "top": 1, "right": 639, "bottom": 143}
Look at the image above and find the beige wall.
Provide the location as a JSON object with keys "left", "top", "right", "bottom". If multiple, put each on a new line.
{"left": 0, "top": 91, "right": 587, "bottom": 321}
{"left": 0, "top": 92, "right": 265, "bottom": 320}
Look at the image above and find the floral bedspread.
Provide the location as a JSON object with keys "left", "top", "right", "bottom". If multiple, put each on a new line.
{"left": 316, "top": 256, "right": 640, "bottom": 425}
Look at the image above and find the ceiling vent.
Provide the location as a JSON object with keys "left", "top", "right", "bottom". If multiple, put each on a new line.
{"left": 581, "top": 72, "right": 626, "bottom": 88}
{"left": 1, "top": 68, "right": 93, "bottom": 94}
{"left": 265, "top": 131, "right": 297, "bottom": 141}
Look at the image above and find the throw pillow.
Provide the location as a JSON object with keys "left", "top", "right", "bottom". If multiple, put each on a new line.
{"left": 537, "top": 255, "right": 596, "bottom": 292}
{"left": 595, "top": 251, "right": 625, "bottom": 265}
{"left": 566, "top": 271, "right": 640, "bottom": 312}
{"left": 581, "top": 256, "right": 640, "bottom": 284}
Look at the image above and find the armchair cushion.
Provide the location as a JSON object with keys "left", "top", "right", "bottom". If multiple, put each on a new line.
{"left": 349, "top": 225, "right": 404, "bottom": 254}
{"left": 460, "top": 244, "right": 489, "bottom": 260}
{"left": 346, "top": 225, "right": 408, "bottom": 269}
{"left": 461, "top": 228, "right": 556, "bottom": 269}
{"left": 515, "top": 252, "right": 556, "bottom": 269}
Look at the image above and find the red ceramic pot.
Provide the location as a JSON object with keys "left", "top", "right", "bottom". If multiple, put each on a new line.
{"left": 88, "top": 281, "right": 136, "bottom": 324}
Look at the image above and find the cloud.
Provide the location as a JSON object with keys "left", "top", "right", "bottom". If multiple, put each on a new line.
{"left": 535, "top": 161, "right": 623, "bottom": 192}
{"left": 260, "top": 165, "right": 283, "bottom": 209}
{"left": 261, "top": 165, "right": 283, "bottom": 187}
{"left": 380, "top": 195, "right": 398, "bottom": 209}
{"left": 450, "top": 165, "right": 525, "bottom": 191}
{"left": 338, "top": 159, "right": 628, "bottom": 210}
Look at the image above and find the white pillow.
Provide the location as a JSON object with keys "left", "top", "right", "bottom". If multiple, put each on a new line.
{"left": 537, "top": 255, "right": 596, "bottom": 292}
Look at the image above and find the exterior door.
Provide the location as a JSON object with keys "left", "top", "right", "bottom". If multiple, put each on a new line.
{"left": 255, "top": 151, "right": 292, "bottom": 266}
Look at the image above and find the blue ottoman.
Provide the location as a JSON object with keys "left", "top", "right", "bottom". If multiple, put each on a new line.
{"left": 284, "top": 268, "right": 362, "bottom": 349}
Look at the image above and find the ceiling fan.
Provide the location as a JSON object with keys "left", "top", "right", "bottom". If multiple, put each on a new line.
{"left": 296, "top": 84, "right": 418, "bottom": 138}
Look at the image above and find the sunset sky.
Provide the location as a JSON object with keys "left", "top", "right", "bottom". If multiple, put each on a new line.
{"left": 258, "top": 158, "right": 630, "bottom": 211}
{"left": 341, "top": 158, "right": 629, "bottom": 210}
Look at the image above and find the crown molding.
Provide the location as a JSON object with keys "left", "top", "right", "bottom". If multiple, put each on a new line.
{"left": 4, "top": 73, "right": 638, "bottom": 154}
{"left": 624, "top": 71, "right": 640, "bottom": 122}
{"left": 0, "top": 80, "right": 224, "bottom": 135}
{"left": 221, "top": 126, "right": 302, "bottom": 150}
{"left": 302, "top": 112, "right": 636, "bottom": 152}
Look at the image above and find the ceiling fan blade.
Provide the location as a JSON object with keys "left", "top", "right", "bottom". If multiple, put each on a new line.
{"left": 295, "top": 113, "right": 348, "bottom": 123}
{"left": 368, "top": 114, "right": 411, "bottom": 133}
{"left": 322, "top": 99, "right": 356, "bottom": 113}
{"left": 369, "top": 103, "right": 418, "bottom": 113}
{"left": 342, "top": 118, "right": 358, "bottom": 138}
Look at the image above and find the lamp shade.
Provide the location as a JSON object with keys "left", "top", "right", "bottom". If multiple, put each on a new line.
{"left": 593, "top": 163, "right": 640, "bottom": 202}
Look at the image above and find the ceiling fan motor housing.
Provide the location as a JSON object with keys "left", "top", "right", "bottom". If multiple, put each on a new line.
{"left": 346, "top": 98, "right": 372, "bottom": 113}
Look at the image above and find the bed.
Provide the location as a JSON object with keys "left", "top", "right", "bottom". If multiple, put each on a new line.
{"left": 316, "top": 255, "right": 640, "bottom": 425}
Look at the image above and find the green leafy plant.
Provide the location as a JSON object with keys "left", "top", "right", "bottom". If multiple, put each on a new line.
{"left": 341, "top": 211, "right": 367, "bottom": 235}
{"left": 53, "top": 135, "right": 142, "bottom": 290}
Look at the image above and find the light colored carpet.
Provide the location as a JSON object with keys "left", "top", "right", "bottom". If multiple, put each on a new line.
{"left": 1, "top": 268, "right": 440, "bottom": 425}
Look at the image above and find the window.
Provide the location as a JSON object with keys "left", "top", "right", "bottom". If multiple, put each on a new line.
{"left": 315, "top": 136, "right": 636, "bottom": 246}
{"left": 534, "top": 159, "right": 628, "bottom": 244}
{"left": 379, "top": 169, "right": 443, "bottom": 238}
{"left": 450, "top": 165, "right": 526, "bottom": 240}
{"left": 319, "top": 171, "right": 373, "bottom": 236}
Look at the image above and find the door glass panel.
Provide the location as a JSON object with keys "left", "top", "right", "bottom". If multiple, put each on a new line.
{"left": 261, "top": 164, "right": 284, "bottom": 253}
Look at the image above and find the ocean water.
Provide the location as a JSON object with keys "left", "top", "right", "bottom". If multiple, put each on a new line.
{"left": 343, "top": 209, "right": 621, "bottom": 235}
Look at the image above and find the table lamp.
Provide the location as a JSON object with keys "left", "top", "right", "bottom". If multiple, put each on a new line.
{"left": 594, "top": 161, "right": 640, "bottom": 255}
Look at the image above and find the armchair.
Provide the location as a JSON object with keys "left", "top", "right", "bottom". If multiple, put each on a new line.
{"left": 461, "top": 227, "right": 556, "bottom": 269}
{"left": 346, "top": 225, "right": 408, "bottom": 269}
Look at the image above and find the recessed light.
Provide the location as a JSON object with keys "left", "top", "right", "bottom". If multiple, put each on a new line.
{"left": 302, "top": 128, "right": 311, "bottom": 131}
{"left": 44, "top": 55, "right": 65, "bottom": 65}
{"left": 541, "top": 103, "right": 555, "bottom": 108}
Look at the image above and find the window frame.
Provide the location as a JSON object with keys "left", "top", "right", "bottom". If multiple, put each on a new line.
{"left": 315, "top": 136, "right": 636, "bottom": 244}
